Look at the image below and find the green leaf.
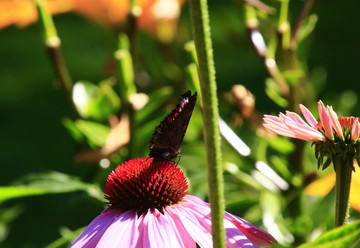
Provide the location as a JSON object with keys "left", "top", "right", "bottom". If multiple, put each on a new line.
{"left": 63, "top": 119, "right": 110, "bottom": 147}
{"left": 265, "top": 136, "right": 295, "bottom": 154}
{"left": 265, "top": 78, "right": 288, "bottom": 107}
{"left": 0, "top": 172, "right": 104, "bottom": 203}
{"left": 298, "top": 220, "right": 360, "bottom": 248}
{"left": 297, "top": 14, "right": 318, "bottom": 46}
{"left": 0, "top": 187, "right": 50, "bottom": 202}
{"left": 87, "top": 79, "right": 121, "bottom": 121}
{"left": 72, "top": 80, "right": 120, "bottom": 121}
{"left": 62, "top": 118, "right": 84, "bottom": 143}
{"left": 75, "top": 120, "right": 110, "bottom": 147}
{"left": 45, "top": 227, "right": 84, "bottom": 248}
{"left": 116, "top": 33, "right": 136, "bottom": 100}
{"left": 0, "top": 205, "right": 23, "bottom": 242}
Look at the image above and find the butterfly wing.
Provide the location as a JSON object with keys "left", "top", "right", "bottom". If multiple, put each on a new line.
{"left": 149, "top": 91, "right": 197, "bottom": 162}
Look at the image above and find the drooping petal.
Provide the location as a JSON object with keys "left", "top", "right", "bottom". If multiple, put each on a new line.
{"left": 327, "top": 106, "right": 344, "bottom": 140}
{"left": 180, "top": 195, "right": 276, "bottom": 248}
{"left": 225, "top": 212, "right": 277, "bottom": 247}
{"left": 70, "top": 208, "right": 132, "bottom": 247}
{"left": 263, "top": 114, "right": 325, "bottom": 141}
{"left": 351, "top": 118, "right": 360, "bottom": 142}
{"left": 299, "top": 104, "right": 318, "bottom": 128}
{"left": 96, "top": 210, "right": 139, "bottom": 247}
{"left": 174, "top": 203, "right": 213, "bottom": 248}
{"left": 224, "top": 217, "right": 259, "bottom": 248}
{"left": 163, "top": 207, "right": 197, "bottom": 248}
{"left": 140, "top": 208, "right": 193, "bottom": 248}
{"left": 285, "top": 111, "right": 309, "bottom": 126}
{"left": 264, "top": 115, "right": 307, "bottom": 139}
{"left": 318, "top": 101, "right": 333, "bottom": 139}
{"left": 283, "top": 119, "right": 326, "bottom": 141}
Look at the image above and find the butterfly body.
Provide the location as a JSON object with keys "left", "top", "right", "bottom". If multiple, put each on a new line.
{"left": 149, "top": 91, "right": 197, "bottom": 163}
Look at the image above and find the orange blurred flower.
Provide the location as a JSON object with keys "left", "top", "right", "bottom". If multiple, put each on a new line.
{"left": 0, "top": 0, "right": 185, "bottom": 42}
{"left": 0, "top": 0, "right": 72, "bottom": 29}
{"left": 71, "top": 0, "right": 129, "bottom": 28}
{"left": 306, "top": 169, "right": 360, "bottom": 211}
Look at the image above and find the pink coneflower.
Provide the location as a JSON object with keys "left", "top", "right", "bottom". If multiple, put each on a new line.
{"left": 263, "top": 100, "right": 360, "bottom": 226}
{"left": 70, "top": 157, "right": 276, "bottom": 247}
{"left": 263, "top": 100, "right": 360, "bottom": 170}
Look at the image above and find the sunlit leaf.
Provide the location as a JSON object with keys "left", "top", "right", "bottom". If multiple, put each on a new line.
{"left": 0, "top": 172, "right": 103, "bottom": 203}
{"left": 0, "top": 187, "right": 50, "bottom": 202}
{"left": 297, "top": 14, "right": 318, "bottom": 46}
{"left": 72, "top": 79, "right": 120, "bottom": 121}
{"left": 265, "top": 78, "right": 288, "bottom": 107}
{"left": 298, "top": 220, "right": 360, "bottom": 248}
{"left": 75, "top": 120, "right": 110, "bottom": 147}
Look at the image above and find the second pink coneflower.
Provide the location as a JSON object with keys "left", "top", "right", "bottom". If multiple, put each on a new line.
{"left": 263, "top": 100, "right": 360, "bottom": 227}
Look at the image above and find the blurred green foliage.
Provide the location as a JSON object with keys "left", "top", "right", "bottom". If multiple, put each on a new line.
{"left": 0, "top": 0, "right": 360, "bottom": 247}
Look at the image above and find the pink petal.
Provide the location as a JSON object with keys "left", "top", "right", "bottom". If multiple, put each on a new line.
{"left": 264, "top": 112, "right": 325, "bottom": 141}
{"left": 96, "top": 210, "right": 139, "bottom": 247}
{"left": 182, "top": 195, "right": 276, "bottom": 248}
{"left": 351, "top": 118, "right": 360, "bottom": 142}
{"left": 318, "top": 101, "right": 333, "bottom": 139}
{"left": 163, "top": 208, "right": 197, "bottom": 248}
{"left": 299, "top": 104, "right": 318, "bottom": 127}
{"left": 285, "top": 111, "right": 308, "bottom": 126}
{"left": 70, "top": 208, "right": 134, "bottom": 248}
{"left": 327, "top": 106, "right": 344, "bottom": 140}
{"left": 174, "top": 205, "right": 213, "bottom": 248}
{"left": 264, "top": 123, "right": 303, "bottom": 139}
{"left": 223, "top": 218, "right": 257, "bottom": 248}
{"left": 283, "top": 120, "right": 325, "bottom": 141}
{"left": 263, "top": 116, "right": 301, "bottom": 137}
{"left": 226, "top": 213, "right": 276, "bottom": 247}
{"left": 139, "top": 209, "right": 192, "bottom": 248}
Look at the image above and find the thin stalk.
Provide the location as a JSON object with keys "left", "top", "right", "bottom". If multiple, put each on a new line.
{"left": 244, "top": 5, "right": 289, "bottom": 98}
{"left": 35, "top": 0, "right": 78, "bottom": 117}
{"left": 291, "top": 0, "right": 315, "bottom": 49}
{"left": 126, "top": 0, "right": 140, "bottom": 64}
{"left": 189, "top": 1, "right": 225, "bottom": 248}
{"left": 278, "top": 0, "right": 291, "bottom": 50}
{"left": 334, "top": 155, "right": 352, "bottom": 227}
{"left": 115, "top": 33, "right": 137, "bottom": 159}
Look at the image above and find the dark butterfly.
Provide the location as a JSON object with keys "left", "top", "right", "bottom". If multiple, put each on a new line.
{"left": 149, "top": 91, "right": 197, "bottom": 163}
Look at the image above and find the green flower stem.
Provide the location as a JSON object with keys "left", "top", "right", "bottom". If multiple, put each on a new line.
{"left": 334, "top": 155, "right": 353, "bottom": 227}
{"left": 290, "top": 0, "right": 315, "bottom": 49}
{"left": 35, "top": 0, "right": 77, "bottom": 117}
{"left": 189, "top": 1, "right": 225, "bottom": 248}
{"left": 278, "top": 0, "right": 291, "bottom": 50}
{"left": 115, "top": 33, "right": 137, "bottom": 159}
{"left": 243, "top": 5, "right": 289, "bottom": 98}
{"left": 115, "top": 33, "right": 136, "bottom": 101}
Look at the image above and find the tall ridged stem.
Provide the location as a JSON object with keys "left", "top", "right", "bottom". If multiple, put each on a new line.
{"left": 189, "top": 1, "right": 225, "bottom": 248}
{"left": 334, "top": 155, "right": 352, "bottom": 227}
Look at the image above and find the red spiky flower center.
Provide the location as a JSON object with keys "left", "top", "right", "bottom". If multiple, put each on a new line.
{"left": 104, "top": 157, "right": 188, "bottom": 216}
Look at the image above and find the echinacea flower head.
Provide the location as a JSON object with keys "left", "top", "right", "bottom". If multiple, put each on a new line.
{"left": 70, "top": 157, "right": 276, "bottom": 247}
{"left": 263, "top": 101, "right": 360, "bottom": 170}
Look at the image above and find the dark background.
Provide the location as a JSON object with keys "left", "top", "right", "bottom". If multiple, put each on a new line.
{"left": 0, "top": 0, "right": 359, "bottom": 247}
